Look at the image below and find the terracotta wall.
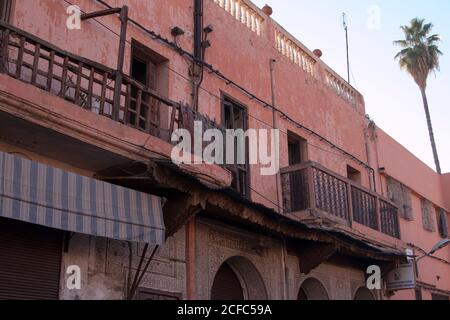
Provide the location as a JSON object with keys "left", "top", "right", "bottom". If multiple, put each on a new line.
{"left": 9, "top": 0, "right": 373, "bottom": 211}
{"left": 375, "top": 128, "right": 445, "bottom": 207}
{"left": 442, "top": 174, "right": 450, "bottom": 209}
{"left": 7, "top": 0, "right": 449, "bottom": 299}
{"left": 374, "top": 126, "right": 450, "bottom": 298}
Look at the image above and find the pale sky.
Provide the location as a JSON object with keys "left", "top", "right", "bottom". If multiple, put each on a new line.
{"left": 252, "top": 0, "right": 450, "bottom": 173}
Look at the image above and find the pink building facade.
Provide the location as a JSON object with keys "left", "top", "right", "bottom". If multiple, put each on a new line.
{"left": 0, "top": 0, "right": 448, "bottom": 300}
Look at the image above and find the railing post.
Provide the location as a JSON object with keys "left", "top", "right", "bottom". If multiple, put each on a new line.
{"left": 375, "top": 197, "right": 381, "bottom": 231}
{"left": 346, "top": 183, "right": 354, "bottom": 226}
{"left": 307, "top": 166, "right": 316, "bottom": 210}
{"left": 0, "top": 28, "right": 9, "bottom": 74}
{"left": 112, "top": 6, "right": 128, "bottom": 121}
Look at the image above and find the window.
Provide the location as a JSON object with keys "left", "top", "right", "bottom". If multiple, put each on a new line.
{"left": 421, "top": 199, "right": 436, "bottom": 232}
{"left": 129, "top": 40, "right": 168, "bottom": 135}
{"left": 135, "top": 288, "right": 181, "bottom": 300}
{"left": 223, "top": 96, "right": 249, "bottom": 198}
{"left": 387, "top": 177, "right": 413, "bottom": 221}
{"left": 346, "top": 165, "right": 361, "bottom": 184}
{"left": 288, "top": 132, "right": 307, "bottom": 166}
{"left": 0, "top": 0, "right": 12, "bottom": 23}
{"left": 286, "top": 132, "right": 308, "bottom": 212}
{"left": 437, "top": 208, "right": 449, "bottom": 238}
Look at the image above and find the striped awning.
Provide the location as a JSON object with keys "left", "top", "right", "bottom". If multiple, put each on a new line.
{"left": 0, "top": 151, "right": 165, "bottom": 244}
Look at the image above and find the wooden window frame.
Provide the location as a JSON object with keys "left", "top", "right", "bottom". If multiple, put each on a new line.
{"left": 386, "top": 177, "right": 413, "bottom": 221}
{"left": 0, "top": 0, "right": 12, "bottom": 23}
{"left": 421, "top": 199, "right": 436, "bottom": 233}
{"left": 437, "top": 208, "right": 449, "bottom": 239}
{"left": 221, "top": 94, "right": 250, "bottom": 198}
{"left": 128, "top": 40, "right": 169, "bottom": 134}
{"left": 287, "top": 131, "right": 307, "bottom": 166}
{"left": 130, "top": 40, "right": 162, "bottom": 90}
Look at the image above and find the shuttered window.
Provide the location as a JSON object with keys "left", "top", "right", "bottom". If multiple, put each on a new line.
{"left": 437, "top": 209, "right": 449, "bottom": 238}
{"left": 387, "top": 177, "right": 413, "bottom": 221}
{"left": 0, "top": 218, "right": 63, "bottom": 300}
{"left": 223, "top": 97, "right": 250, "bottom": 198}
{"left": 421, "top": 199, "right": 436, "bottom": 232}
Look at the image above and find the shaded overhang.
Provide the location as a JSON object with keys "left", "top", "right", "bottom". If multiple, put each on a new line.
{"left": 0, "top": 150, "right": 165, "bottom": 245}
{"left": 96, "top": 156, "right": 407, "bottom": 267}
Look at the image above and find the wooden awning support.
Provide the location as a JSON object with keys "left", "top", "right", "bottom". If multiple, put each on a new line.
{"left": 298, "top": 242, "right": 337, "bottom": 275}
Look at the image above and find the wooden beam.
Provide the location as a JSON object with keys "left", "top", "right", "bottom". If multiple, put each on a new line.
{"left": 163, "top": 194, "right": 205, "bottom": 238}
{"left": 298, "top": 242, "right": 337, "bottom": 274}
{"left": 80, "top": 8, "right": 121, "bottom": 21}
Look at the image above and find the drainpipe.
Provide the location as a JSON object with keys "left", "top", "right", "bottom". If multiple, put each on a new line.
{"left": 112, "top": 6, "right": 128, "bottom": 121}
{"left": 363, "top": 127, "right": 375, "bottom": 192}
{"left": 270, "top": 59, "right": 282, "bottom": 213}
{"left": 194, "top": 0, "right": 203, "bottom": 62}
{"left": 192, "top": 0, "right": 204, "bottom": 111}
{"left": 372, "top": 125, "right": 385, "bottom": 197}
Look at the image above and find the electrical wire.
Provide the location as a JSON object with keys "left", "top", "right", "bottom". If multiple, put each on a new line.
{"left": 60, "top": 0, "right": 375, "bottom": 203}
{"left": 62, "top": 0, "right": 450, "bottom": 266}
{"left": 64, "top": 0, "right": 374, "bottom": 175}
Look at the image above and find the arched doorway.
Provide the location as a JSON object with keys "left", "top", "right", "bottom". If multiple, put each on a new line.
{"left": 298, "top": 278, "right": 329, "bottom": 300}
{"left": 211, "top": 262, "right": 244, "bottom": 300}
{"left": 354, "top": 287, "right": 376, "bottom": 300}
{"left": 211, "top": 256, "right": 267, "bottom": 300}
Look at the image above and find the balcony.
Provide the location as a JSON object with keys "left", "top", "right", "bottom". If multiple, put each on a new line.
{"left": 0, "top": 21, "right": 221, "bottom": 147}
{"left": 281, "top": 162, "right": 401, "bottom": 239}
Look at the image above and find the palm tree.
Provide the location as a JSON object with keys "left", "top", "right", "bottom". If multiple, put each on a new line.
{"left": 394, "top": 18, "right": 443, "bottom": 174}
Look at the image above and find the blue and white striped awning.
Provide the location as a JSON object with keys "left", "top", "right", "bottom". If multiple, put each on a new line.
{"left": 0, "top": 151, "right": 165, "bottom": 244}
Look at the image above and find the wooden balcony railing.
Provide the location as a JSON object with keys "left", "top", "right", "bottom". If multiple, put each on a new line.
{"left": 281, "top": 162, "right": 401, "bottom": 239}
{"left": 0, "top": 21, "right": 222, "bottom": 147}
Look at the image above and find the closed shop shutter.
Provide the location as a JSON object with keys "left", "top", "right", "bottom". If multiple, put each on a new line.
{"left": 0, "top": 218, "right": 63, "bottom": 300}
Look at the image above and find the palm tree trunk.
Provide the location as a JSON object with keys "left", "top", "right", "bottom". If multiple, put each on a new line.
{"left": 420, "top": 88, "right": 442, "bottom": 174}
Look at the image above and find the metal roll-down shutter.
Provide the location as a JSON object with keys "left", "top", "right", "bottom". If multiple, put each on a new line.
{"left": 0, "top": 218, "right": 63, "bottom": 300}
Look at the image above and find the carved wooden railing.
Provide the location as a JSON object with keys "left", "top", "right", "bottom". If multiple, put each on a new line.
{"left": 0, "top": 21, "right": 221, "bottom": 145}
{"left": 281, "top": 161, "right": 401, "bottom": 239}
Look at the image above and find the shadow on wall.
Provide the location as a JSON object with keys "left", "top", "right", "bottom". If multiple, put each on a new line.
{"left": 211, "top": 256, "right": 268, "bottom": 300}
{"left": 297, "top": 278, "right": 329, "bottom": 300}
{"left": 354, "top": 287, "right": 376, "bottom": 300}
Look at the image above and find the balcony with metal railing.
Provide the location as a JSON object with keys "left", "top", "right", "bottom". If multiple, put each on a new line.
{"left": 281, "top": 162, "right": 401, "bottom": 239}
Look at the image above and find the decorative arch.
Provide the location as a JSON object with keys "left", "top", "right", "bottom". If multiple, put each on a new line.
{"left": 354, "top": 287, "right": 376, "bottom": 300}
{"left": 297, "top": 277, "right": 329, "bottom": 300}
{"left": 211, "top": 256, "right": 268, "bottom": 300}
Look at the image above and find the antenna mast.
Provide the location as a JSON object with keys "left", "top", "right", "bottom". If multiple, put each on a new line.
{"left": 343, "top": 12, "right": 350, "bottom": 84}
